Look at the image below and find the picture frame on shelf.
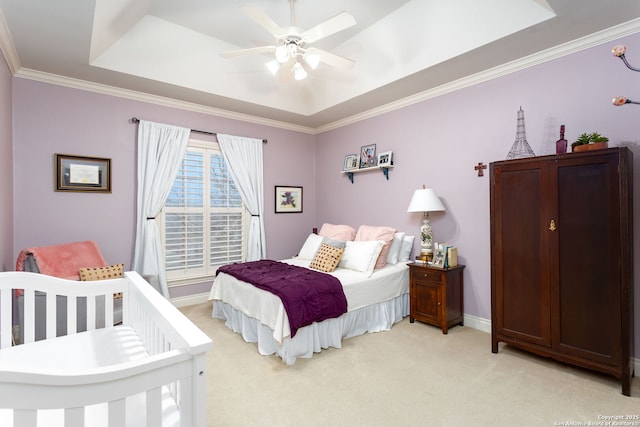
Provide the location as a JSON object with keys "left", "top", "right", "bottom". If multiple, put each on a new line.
{"left": 275, "top": 185, "right": 303, "bottom": 213}
{"left": 432, "top": 248, "right": 446, "bottom": 268}
{"left": 378, "top": 151, "right": 393, "bottom": 167}
{"left": 360, "top": 144, "right": 377, "bottom": 168}
{"left": 343, "top": 154, "right": 359, "bottom": 171}
{"left": 54, "top": 153, "right": 112, "bottom": 193}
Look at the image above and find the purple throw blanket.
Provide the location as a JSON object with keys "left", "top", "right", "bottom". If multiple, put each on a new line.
{"left": 217, "top": 260, "right": 347, "bottom": 337}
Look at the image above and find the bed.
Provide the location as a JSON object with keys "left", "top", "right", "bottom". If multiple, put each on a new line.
{"left": 209, "top": 225, "right": 414, "bottom": 365}
{"left": 0, "top": 271, "right": 212, "bottom": 427}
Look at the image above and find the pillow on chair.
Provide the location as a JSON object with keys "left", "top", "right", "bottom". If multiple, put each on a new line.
{"left": 79, "top": 263, "right": 124, "bottom": 298}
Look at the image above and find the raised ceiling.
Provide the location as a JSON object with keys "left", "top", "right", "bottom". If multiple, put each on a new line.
{"left": 1, "top": 0, "right": 639, "bottom": 131}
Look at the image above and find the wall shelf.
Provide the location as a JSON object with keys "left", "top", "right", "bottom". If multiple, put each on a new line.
{"left": 340, "top": 165, "right": 394, "bottom": 183}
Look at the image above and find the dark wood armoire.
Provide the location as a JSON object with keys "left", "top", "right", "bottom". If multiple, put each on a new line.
{"left": 490, "top": 147, "right": 634, "bottom": 395}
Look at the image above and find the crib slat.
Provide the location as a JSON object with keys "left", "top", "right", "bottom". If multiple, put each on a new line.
{"left": 14, "top": 409, "right": 36, "bottom": 427}
{"left": 45, "top": 292, "right": 57, "bottom": 339}
{"left": 146, "top": 387, "right": 162, "bottom": 427}
{"left": 64, "top": 407, "right": 84, "bottom": 427}
{"left": 67, "top": 296, "right": 77, "bottom": 335}
{"left": 108, "top": 399, "right": 126, "bottom": 427}
{"left": 1, "top": 289, "right": 11, "bottom": 348}
{"left": 180, "top": 375, "right": 193, "bottom": 427}
{"left": 23, "top": 290, "right": 35, "bottom": 344}
{"left": 105, "top": 294, "right": 114, "bottom": 327}
{"left": 86, "top": 296, "right": 96, "bottom": 331}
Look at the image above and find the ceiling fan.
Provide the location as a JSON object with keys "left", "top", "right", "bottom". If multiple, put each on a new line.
{"left": 220, "top": 0, "right": 357, "bottom": 81}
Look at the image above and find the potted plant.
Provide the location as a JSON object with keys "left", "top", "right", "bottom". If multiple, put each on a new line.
{"left": 571, "top": 132, "right": 609, "bottom": 152}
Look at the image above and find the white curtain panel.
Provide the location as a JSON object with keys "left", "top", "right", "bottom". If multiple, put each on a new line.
{"left": 217, "top": 134, "right": 266, "bottom": 261}
{"left": 133, "top": 120, "right": 190, "bottom": 298}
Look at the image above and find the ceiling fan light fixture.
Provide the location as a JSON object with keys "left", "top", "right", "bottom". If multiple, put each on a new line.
{"left": 222, "top": 2, "right": 357, "bottom": 82}
{"left": 293, "top": 61, "right": 307, "bottom": 80}
{"left": 303, "top": 50, "right": 320, "bottom": 70}
{"left": 275, "top": 45, "right": 290, "bottom": 63}
{"left": 266, "top": 60, "right": 280, "bottom": 75}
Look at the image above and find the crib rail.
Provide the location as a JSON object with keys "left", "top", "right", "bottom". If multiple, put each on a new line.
{"left": 1, "top": 273, "right": 126, "bottom": 347}
{"left": 0, "top": 271, "right": 212, "bottom": 427}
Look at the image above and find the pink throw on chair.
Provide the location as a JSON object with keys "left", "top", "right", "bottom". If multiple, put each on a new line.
{"left": 15, "top": 240, "right": 108, "bottom": 280}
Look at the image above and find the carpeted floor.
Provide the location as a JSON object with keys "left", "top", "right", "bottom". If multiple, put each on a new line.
{"left": 180, "top": 302, "right": 639, "bottom": 427}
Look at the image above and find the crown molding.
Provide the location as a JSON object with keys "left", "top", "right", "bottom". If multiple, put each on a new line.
{"left": 316, "top": 17, "right": 640, "bottom": 133}
{"left": 4, "top": 16, "right": 640, "bottom": 135}
{"left": 13, "top": 67, "right": 317, "bottom": 135}
{"left": 0, "top": 8, "right": 20, "bottom": 74}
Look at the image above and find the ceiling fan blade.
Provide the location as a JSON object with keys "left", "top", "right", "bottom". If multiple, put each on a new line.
{"left": 309, "top": 48, "right": 355, "bottom": 70}
{"left": 240, "top": 5, "right": 286, "bottom": 38}
{"left": 220, "top": 46, "right": 276, "bottom": 58}
{"left": 302, "top": 11, "right": 356, "bottom": 44}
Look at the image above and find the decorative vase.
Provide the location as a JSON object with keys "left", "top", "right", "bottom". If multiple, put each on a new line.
{"left": 573, "top": 141, "right": 608, "bottom": 152}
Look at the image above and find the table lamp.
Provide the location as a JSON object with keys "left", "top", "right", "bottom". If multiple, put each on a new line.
{"left": 407, "top": 185, "right": 445, "bottom": 262}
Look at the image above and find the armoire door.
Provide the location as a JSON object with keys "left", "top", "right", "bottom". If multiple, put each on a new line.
{"left": 491, "top": 160, "right": 552, "bottom": 349}
{"left": 551, "top": 153, "right": 622, "bottom": 365}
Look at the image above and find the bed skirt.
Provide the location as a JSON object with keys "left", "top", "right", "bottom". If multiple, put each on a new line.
{"left": 212, "top": 293, "right": 409, "bottom": 365}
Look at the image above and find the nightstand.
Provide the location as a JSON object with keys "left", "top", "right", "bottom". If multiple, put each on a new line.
{"left": 408, "top": 262, "right": 465, "bottom": 334}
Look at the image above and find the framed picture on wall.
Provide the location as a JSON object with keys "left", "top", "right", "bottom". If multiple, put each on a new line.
{"left": 275, "top": 186, "right": 303, "bottom": 213}
{"left": 343, "top": 154, "right": 359, "bottom": 171}
{"left": 54, "top": 154, "right": 112, "bottom": 193}
{"left": 378, "top": 151, "right": 393, "bottom": 167}
{"left": 360, "top": 144, "right": 377, "bottom": 168}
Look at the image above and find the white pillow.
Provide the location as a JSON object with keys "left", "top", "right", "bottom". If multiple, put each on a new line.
{"left": 297, "top": 233, "right": 325, "bottom": 260}
{"left": 386, "top": 232, "right": 405, "bottom": 264}
{"left": 398, "top": 235, "right": 415, "bottom": 262}
{"left": 339, "top": 240, "right": 384, "bottom": 277}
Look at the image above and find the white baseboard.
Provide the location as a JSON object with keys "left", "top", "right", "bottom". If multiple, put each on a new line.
{"left": 171, "top": 292, "right": 210, "bottom": 308}
{"left": 463, "top": 314, "right": 640, "bottom": 376}
{"left": 463, "top": 313, "right": 491, "bottom": 334}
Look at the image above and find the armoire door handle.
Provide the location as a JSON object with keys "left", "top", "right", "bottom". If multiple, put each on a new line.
{"left": 549, "top": 220, "right": 556, "bottom": 231}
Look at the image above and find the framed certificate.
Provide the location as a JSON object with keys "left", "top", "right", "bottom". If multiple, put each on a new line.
{"left": 55, "top": 154, "right": 112, "bottom": 193}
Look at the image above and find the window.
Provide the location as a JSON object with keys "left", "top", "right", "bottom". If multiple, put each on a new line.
{"left": 161, "top": 140, "right": 247, "bottom": 285}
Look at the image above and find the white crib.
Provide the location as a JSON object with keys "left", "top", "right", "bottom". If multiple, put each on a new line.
{"left": 0, "top": 271, "right": 212, "bottom": 427}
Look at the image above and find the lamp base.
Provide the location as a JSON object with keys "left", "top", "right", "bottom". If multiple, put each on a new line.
{"left": 415, "top": 252, "right": 433, "bottom": 264}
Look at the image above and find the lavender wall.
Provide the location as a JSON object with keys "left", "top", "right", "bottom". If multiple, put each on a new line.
{"left": 7, "top": 31, "right": 640, "bottom": 355}
{"left": 0, "top": 56, "right": 13, "bottom": 271}
{"left": 316, "top": 33, "right": 640, "bottom": 354}
{"left": 11, "top": 80, "right": 317, "bottom": 297}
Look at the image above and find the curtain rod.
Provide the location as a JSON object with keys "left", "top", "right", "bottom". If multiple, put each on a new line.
{"left": 130, "top": 117, "right": 267, "bottom": 143}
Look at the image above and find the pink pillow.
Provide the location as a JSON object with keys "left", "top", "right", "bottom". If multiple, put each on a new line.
{"left": 355, "top": 225, "right": 397, "bottom": 269}
{"left": 318, "top": 223, "right": 356, "bottom": 241}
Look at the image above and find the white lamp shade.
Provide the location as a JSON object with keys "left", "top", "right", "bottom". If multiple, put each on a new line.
{"left": 275, "top": 45, "right": 290, "bottom": 63}
{"left": 407, "top": 188, "right": 445, "bottom": 212}
{"left": 293, "top": 62, "right": 307, "bottom": 80}
{"left": 265, "top": 60, "right": 280, "bottom": 75}
{"left": 303, "top": 50, "right": 320, "bottom": 69}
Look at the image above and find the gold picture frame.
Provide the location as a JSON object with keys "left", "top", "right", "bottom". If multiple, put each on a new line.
{"left": 55, "top": 153, "right": 112, "bottom": 193}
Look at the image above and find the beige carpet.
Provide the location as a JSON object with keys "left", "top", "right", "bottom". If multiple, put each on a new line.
{"left": 180, "top": 302, "right": 639, "bottom": 427}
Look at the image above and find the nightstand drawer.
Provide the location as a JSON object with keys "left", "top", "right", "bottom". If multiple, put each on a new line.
{"left": 411, "top": 268, "right": 442, "bottom": 283}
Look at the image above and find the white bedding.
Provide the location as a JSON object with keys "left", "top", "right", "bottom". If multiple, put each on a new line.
{"left": 208, "top": 258, "right": 409, "bottom": 343}
{"left": 209, "top": 258, "right": 410, "bottom": 364}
